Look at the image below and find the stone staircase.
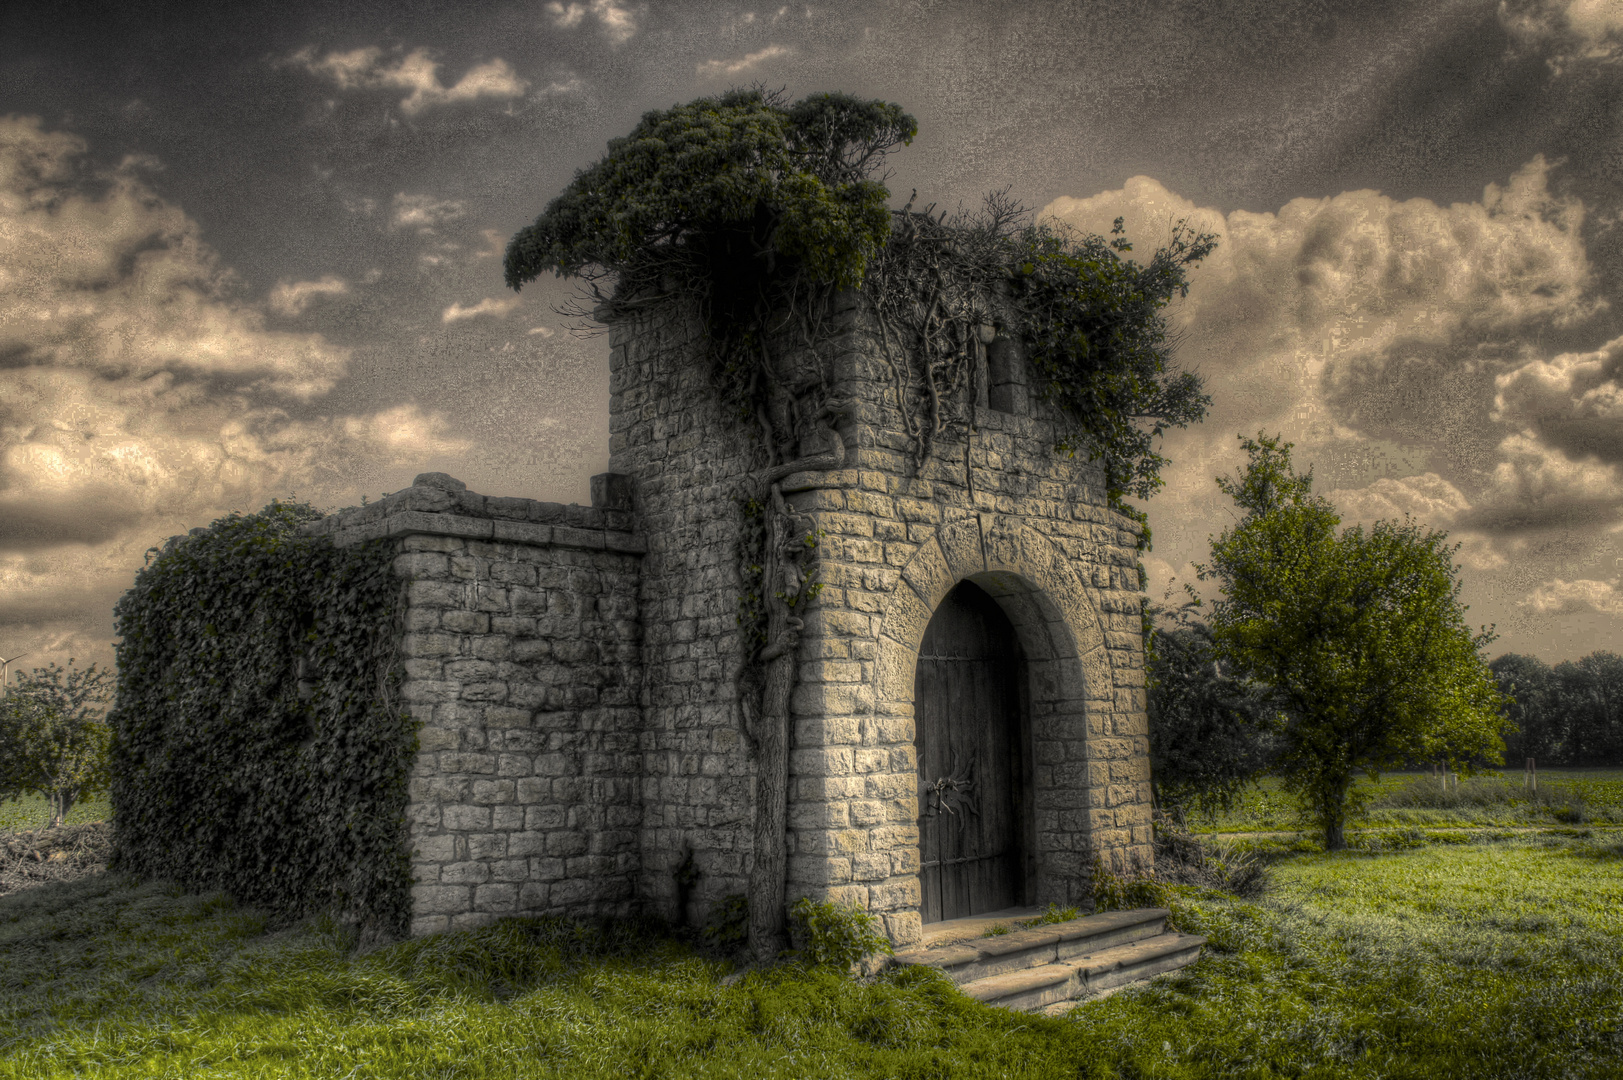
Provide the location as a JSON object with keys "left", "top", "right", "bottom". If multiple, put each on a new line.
{"left": 884, "top": 906, "right": 1205, "bottom": 1017}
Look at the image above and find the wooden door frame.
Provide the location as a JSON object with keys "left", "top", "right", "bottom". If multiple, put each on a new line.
{"left": 913, "top": 580, "right": 1034, "bottom": 921}
{"left": 865, "top": 517, "right": 1122, "bottom": 949}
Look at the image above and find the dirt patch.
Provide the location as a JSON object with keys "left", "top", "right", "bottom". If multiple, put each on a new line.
{"left": 0, "top": 821, "right": 111, "bottom": 899}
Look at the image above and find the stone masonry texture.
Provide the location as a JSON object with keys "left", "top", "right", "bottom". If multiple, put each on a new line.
{"left": 301, "top": 291, "right": 1156, "bottom": 946}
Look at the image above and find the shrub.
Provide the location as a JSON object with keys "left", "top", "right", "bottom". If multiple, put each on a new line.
{"left": 785, "top": 896, "right": 893, "bottom": 971}
{"left": 1153, "top": 810, "right": 1270, "bottom": 897}
{"left": 108, "top": 500, "right": 414, "bottom": 940}
{"left": 1091, "top": 854, "right": 1173, "bottom": 913}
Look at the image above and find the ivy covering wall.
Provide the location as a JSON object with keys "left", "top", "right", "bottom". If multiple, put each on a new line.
{"left": 107, "top": 501, "right": 418, "bottom": 940}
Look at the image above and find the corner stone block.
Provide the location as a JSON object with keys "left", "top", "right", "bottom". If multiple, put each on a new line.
{"left": 875, "top": 635, "right": 919, "bottom": 706}
{"left": 411, "top": 884, "right": 470, "bottom": 916}
{"left": 789, "top": 746, "right": 854, "bottom": 778}
{"left": 865, "top": 875, "right": 921, "bottom": 910}
{"left": 410, "top": 915, "right": 449, "bottom": 937}
{"left": 787, "top": 855, "right": 853, "bottom": 886}
{"left": 790, "top": 681, "right": 873, "bottom": 717}
{"left": 884, "top": 910, "right": 923, "bottom": 947}
{"left": 899, "top": 539, "right": 953, "bottom": 609}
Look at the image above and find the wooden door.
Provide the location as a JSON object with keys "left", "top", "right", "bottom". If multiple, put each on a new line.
{"left": 915, "top": 580, "right": 1026, "bottom": 923}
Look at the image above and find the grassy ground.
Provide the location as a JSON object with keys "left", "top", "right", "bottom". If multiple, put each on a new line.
{"left": 1, "top": 828, "right": 1620, "bottom": 1077}
{"left": 0, "top": 794, "right": 111, "bottom": 833}
{"left": 1187, "top": 769, "right": 1623, "bottom": 835}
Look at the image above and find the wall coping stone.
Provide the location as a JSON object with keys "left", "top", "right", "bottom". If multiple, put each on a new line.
{"left": 297, "top": 476, "right": 645, "bottom": 554}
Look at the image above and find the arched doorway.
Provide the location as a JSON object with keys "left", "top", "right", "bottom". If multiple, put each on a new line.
{"left": 914, "top": 579, "right": 1031, "bottom": 923}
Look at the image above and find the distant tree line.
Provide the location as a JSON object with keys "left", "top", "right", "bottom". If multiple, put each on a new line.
{"left": 1489, "top": 651, "right": 1623, "bottom": 767}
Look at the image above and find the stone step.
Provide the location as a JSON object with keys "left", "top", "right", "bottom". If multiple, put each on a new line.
{"left": 889, "top": 906, "right": 1174, "bottom": 987}
{"left": 958, "top": 931, "right": 1207, "bottom": 1014}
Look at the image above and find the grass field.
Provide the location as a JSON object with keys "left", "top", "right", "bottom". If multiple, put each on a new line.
{"left": 1187, "top": 768, "right": 1623, "bottom": 835}
{"left": 1, "top": 827, "right": 1621, "bottom": 1078}
{"left": 0, "top": 794, "right": 110, "bottom": 834}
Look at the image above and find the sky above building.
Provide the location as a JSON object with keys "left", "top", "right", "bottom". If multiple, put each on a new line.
{"left": 2, "top": 0, "right": 1622, "bottom": 678}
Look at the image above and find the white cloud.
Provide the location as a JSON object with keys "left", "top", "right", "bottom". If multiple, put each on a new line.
{"left": 545, "top": 1, "right": 638, "bottom": 44}
{"left": 1481, "top": 431, "right": 1623, "bottom": 506}
{"left": 442, "top": 296, "right": 522, "bottom": 323}
{"left": 1519, "top": 576, "right": 1623, "bottom": 615}
{"left": 269, "top": 276, "right": 349, "bottom": 316}
{"left": 392, "top": 192, "right": 465, "bottom": 232}
{"left": 0, "top": 116, "right": 472, "bottom": 668}
{"left": 0, "top": 116, "right": 349, "bottom": 400}
{"left": 1491, "top": 334, "right": 1623, "bottom": 464}
{"left": 285, "top": 46, "right": 529, "bottom": 115}
{"left": 1501, "top": 0, "right": 1623, "bottom": 71}
{"left": 1044, "top": 157, "right": 1602, "bottom": 523}
{"left": 697, "top": 45, "right": 791, "bottom": 77}
{"left": 527, "top": 326, "right": 555, "bottom": 337}
{"left": 1329, "top": 473, "right": 1472, "bottom": 526}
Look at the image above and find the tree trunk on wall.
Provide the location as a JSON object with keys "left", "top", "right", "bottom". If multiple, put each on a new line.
{"left": 747, "top": 484, "right": 801, "bottom": 964}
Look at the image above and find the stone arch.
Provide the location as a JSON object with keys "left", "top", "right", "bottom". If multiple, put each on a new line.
{"left": 872, "top": 515, "right": 1115, "bottom": 939}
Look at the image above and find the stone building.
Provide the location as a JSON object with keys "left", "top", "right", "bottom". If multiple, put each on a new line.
{"left": 299, "top": 293, "right": 1155, "bottom": 949}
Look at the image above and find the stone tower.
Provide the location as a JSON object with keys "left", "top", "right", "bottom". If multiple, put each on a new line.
{"left": 607, "top": 292, "right": 1154, "bottom": 950}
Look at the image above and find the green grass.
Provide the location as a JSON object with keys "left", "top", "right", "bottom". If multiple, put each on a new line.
{"left": 1189, "top": 769, "right": 1623, "bottom": 835}
{"left": 2, "top": 833, "right": 1621, "bottom": 1077}
{"left": 0, "top": 795, "right": 111, "bottom": 833}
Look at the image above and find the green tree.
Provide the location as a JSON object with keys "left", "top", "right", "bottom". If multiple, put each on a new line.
{"left": 1011, "top": 217, "right": 1216, "bottom": 515}
{"left": 0, "top": 659, "right": 115, "bottom": 828}
{"left": 1197, "top": 433, "right": 1509, "bottom": 850}
{"left": 1490, "top": 652, "right": 1561, "bottom": 765}
{"left": 1145, "top": 609, "right": 1277, "bottom": 820}
{"left": 1554, "top": 652, "right": 1623, "bottom": 765}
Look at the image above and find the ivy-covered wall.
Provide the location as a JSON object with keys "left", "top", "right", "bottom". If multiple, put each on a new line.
{"left": 109, "top": 503, "right": 416, "bottom": 940}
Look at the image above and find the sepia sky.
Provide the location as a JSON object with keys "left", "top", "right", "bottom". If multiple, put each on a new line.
{"left": 3, "top": 0, "right": 1622, "bottom": 678}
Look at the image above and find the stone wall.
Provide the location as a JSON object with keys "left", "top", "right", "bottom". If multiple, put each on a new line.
{"left": 300, "top": 472, "right": 646, "bottom": 936}
{"left": 298, "top": 285, "right": 1157, "bottom": 945}
{"left": 601, "top": 294, "right": 1154, "bottom": 949}
{"left": 605, "top": 311, "right": 766, "bottom": 928}
{"left": 768, "top": 307, "right": 1154, "bottom": 948}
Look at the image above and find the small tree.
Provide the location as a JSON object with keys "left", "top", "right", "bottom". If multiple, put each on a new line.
{"left": 1197, "top": 433, "right": 1510, "bottom": 850}
{"left": 1145, "top": 609, "right": 1278, "bottom": 821}
{"left": 0, "top": 659, "right": 115, "bottom": 828}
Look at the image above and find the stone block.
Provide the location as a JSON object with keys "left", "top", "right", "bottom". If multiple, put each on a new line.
{"left": 493, "top": 520, "right": 553, "bottom": 546}
{"left": 412, "top": 834, "right": 456, "bottom": 863}
{"left": 411, "top": 884, "right": 468, "bottom": 916}
{"left": 442, "top": 804, "right": 492, "bottom": 831}
{"left": 474, "top": 884, "right": 519, "bottom": 912}
{"left": 440, "top": 861, "right": 490, "bottom": 885}
{"left": 787, "top": 855, "right": 853, "bottom": 885}
{"left": 390, "top": 511, "right": 494, "bottom": 541}
{"left": 865, "top": 876, "right": 921, "bottom": 910}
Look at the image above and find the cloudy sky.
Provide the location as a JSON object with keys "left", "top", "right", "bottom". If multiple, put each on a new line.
{"left": 3, "top": 0, "right": 1622, "bottom": 679}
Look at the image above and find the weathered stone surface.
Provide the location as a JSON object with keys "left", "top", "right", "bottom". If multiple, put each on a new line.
{"left": 294, "top": 293, "right": 1151, "bottom": 944}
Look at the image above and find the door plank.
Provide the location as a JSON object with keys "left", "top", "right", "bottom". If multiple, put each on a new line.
{"left": 915, "top": 581, "right": 1025, "bottom": 923}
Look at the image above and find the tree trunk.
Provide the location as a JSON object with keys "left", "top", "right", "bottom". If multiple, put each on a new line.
{"left": 1318, "top": 776, "right": 1350, "bottom": 851}
{"left": 747, "top": 484, "right": 802, "bottom": 964}
{"left": 50, "top": 789, "right": 74, "bottom": 829}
